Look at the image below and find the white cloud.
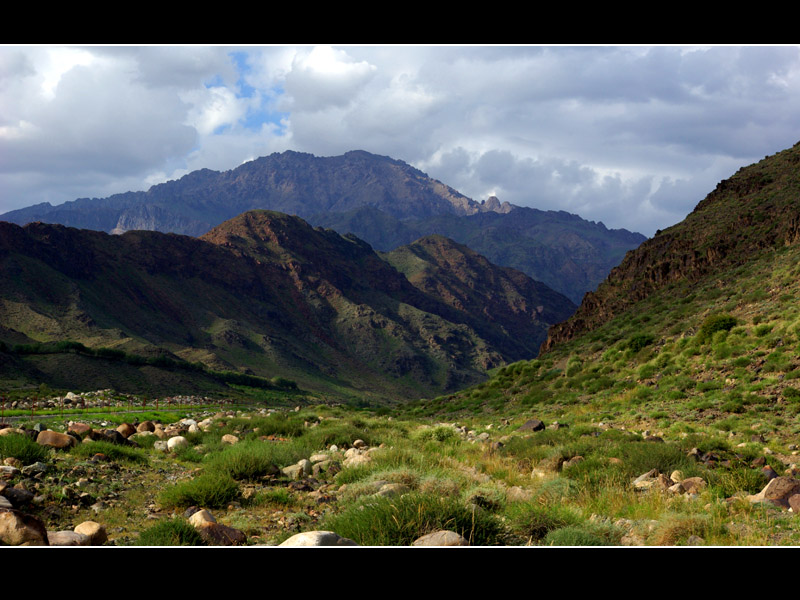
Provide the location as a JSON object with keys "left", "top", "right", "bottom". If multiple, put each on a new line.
{"left": 3, "top": 44, "right": 800, "bottom": 239}
{"left": 282, "top": 46, "right": 377, "bottom": 112}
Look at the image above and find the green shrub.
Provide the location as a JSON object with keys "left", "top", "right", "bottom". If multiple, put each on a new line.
{"left": 783, "top": 387, "right": 800, "bottom": 401}
{"left": 251, "top": 487, "right": 294, "bottom": 508}
{"left": 505, "top": 503, "right": 581, "bottom": 542}
{"left": 158, "top": 471, "right": 240, "bottom": 508}
{"left": 135, "top": 518, "right": 205, "bottom": 546}
{"left": 320, "top": 492, "right": 504, "bottom": 546}
{"left": 699, "top": 314, "right": 737, "bottom": 343}
{"left": 543, "top": 522, "right": 621, "bottom": 546}
{"left": 70, "top": 440, "right": 148, "bottom": 464}
{"left": 204, "top": 439, "right": 307, "bottom": 481}
{"left": 627, "top": 334, "right": 655, "bottom": 353}
{"left": 0, "top": 432, "right": 50, "bottom": 465}
{"left": 412, "top": 425, "right": 458, "bottom": 443}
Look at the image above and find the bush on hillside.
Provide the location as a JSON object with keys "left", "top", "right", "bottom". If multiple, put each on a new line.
{"left": 698, "top": 314, "right": 737, "bottom": 343}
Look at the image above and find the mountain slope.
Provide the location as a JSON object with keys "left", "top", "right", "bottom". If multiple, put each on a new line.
{"left": 411, "top": 140, "right": 800, "bottom": 425}
{"left": 0, "top": 211, "right": 573, "bottom": 401}
{"left": 541, "top": 140, "right": 800, "bottom": 353}
{"left": 382, "top": 235, "right": 576, "bottom": 360}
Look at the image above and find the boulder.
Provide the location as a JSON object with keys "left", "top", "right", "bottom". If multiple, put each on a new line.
{"left": 749, "top": 476, "right": 800, "bottom": 509}
{"left": 67, "top": 422, "right": 93, "bottom": 438}
{"left": 35, "top": 430, "right": 76, "bottom": 450}
{"left": 136, "top": 421, "right": 156, "bottom": 433}
{"left": 412, "top": 530, "right": 470, "bottom": 546}
{"left": 278, "top": 531, "right": 358, "bottom": 547}
{"left": 0, "top": 508, "right": 49, "bottom": 546}
{"left": 167, "top": 436, "right": 189, "bottom": 452}
{"left": 116, "top": 423, "right": 137, "bottom": 438}
{"left": 519, "top": 419, "right": 546, "bottom": 432}
{"left": 48, "top": 531, "right": 91, "bottom": 546}
{"left": 195, "top": 522, "right": 247, "bottom": 546}
{"left": 221, "top": 434, "right": 239, "bottom": 445}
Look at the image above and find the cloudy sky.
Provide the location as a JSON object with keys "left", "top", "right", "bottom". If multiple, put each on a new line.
{"left": 2, "top": 44, "right": 800, "bottom": 237}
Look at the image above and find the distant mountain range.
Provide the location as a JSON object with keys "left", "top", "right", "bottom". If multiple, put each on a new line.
{"left": 0, "top": 211, "right": 576, "bottom": 401}
{"left": 1, "top": 150, "right": 646, "bottom": 303}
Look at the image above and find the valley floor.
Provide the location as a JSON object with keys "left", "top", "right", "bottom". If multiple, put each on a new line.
{"left": 3, "top": 398, "right": 800, "bottom": 547}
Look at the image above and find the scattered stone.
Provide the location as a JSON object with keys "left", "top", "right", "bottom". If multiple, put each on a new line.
{"left": 278, "top": 531, "right": 359, "bottom": 547}
{"left": 353, "top": 439, "right": 367, "bottom": 449}
{"left": 221, "top": 434, "right": 239, "bottom": 445}
{"left": 412, "top": 530, "right": 470, "bottom": 546}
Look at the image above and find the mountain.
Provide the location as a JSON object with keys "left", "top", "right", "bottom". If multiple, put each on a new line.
{"left": 413, "top": 140, "right": 800, "bottom": 421}
{"left": 0, "top": 150, "right": 511, "bottom": 237}
{"left": 0, "top": 211, "right": 574, "bottom": 401}
{"left": 0, "top": 150, "right": 644, "bottom": 303}
{"left": 312, "top": 204, "right": 645, "bottom": 303}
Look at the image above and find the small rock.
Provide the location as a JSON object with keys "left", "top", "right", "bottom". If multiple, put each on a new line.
{"left": 221, "top": 434, "right": 239, "bottom": 445}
